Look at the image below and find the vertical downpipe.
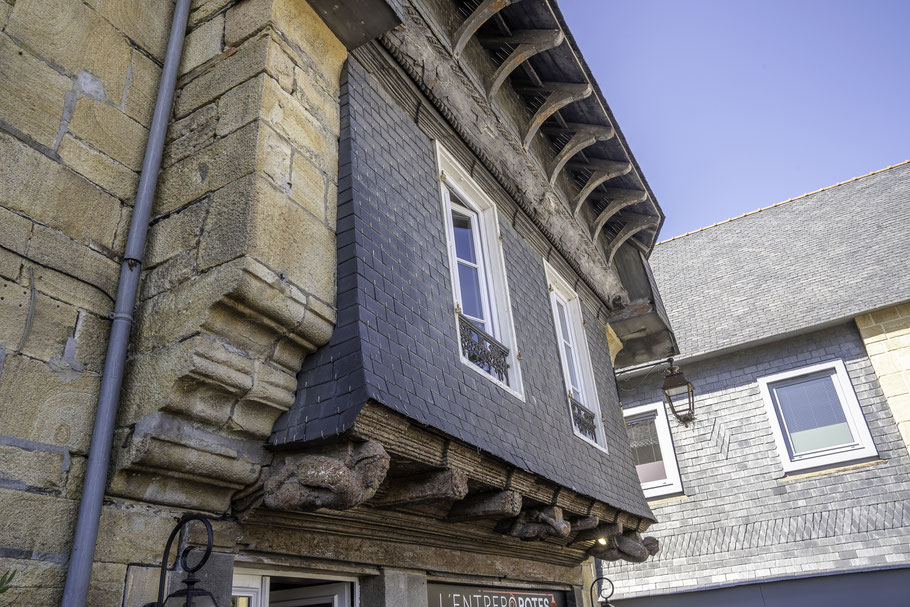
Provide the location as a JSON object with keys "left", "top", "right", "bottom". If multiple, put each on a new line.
{"left": 61, "top": 0, "right": 191, "bottom": 604}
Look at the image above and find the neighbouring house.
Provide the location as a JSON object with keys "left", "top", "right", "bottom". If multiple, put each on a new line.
{"left": 0, "top": 1, "right": 679, "bottom": 605}
{"left": 603, "top": 161, "right": 910, "bottom": 606}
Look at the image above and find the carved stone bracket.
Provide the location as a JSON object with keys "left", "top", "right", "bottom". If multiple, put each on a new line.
{"left": 589, "top": 529, "right": 660, "bottom": 563}
{"left": 372, "top": 469, "right": 469, "bottom": 508}
{"left": 448, "top": 490, "right": 524, "bottom": 522}
{"left": 504, "top": 506, "right": 572, "bottom": 541}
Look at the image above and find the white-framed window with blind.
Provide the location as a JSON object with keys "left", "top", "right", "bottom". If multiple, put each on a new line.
{"left": 436, "top": 142, "right": 523, "bottom": 397}
{"left": 623, "top": 401, "right": 683, "bottom": 498}
{"left": 544, "top": 261, "right": 606, "bottom": 450}
{"left": 757, "top": 359, "right": 877, "bottom": 473}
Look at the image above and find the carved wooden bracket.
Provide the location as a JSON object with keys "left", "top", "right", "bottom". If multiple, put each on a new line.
{"left": 255, "top": 441, "right": 391, "bottom": 512}
{"left": 504, "top": 506, "right": 572, "bottom": 541}
{"left": 371, "top": 469, "right": 469, "bottom": 508}
{"left": 520, "top": 83, "right": 593, "bottom": 148}
{"left": 604, "top": 212, "right": 658, "bottom": 265}
{"left": 590, "top": 189, "right": 650, "bottom": 241}
{"left": 448, "top": 490, "right": 523, "bottom": 522}
{"left": 570, "top": 160, "right": 633, "bottom": 217}
{"left": 589, "top": 529, "right": 660, "bottom": 563}
{"left": 452, "top": 0, "right": 525, "bottom": 58}
{"left": 548, "top": 123, "right": 615, "bottom": 185}
{"left": 480, "top": 29, "right": 564, "bottom": 99}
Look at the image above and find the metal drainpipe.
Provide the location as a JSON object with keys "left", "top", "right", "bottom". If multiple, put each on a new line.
{"left": 61, "top": 0, "right": 191, "bottom": 604}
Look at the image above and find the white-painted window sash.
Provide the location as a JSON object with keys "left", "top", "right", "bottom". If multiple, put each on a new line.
{"left": 623, "top": 401, "right": 684, "bottom": 498}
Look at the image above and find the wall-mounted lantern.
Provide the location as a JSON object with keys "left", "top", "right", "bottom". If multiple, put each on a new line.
{"left": 147, "top": 514, "right": 219, "bottom": 607}
{"left": 661, "top": 359, "right": 695, "bottom": 427}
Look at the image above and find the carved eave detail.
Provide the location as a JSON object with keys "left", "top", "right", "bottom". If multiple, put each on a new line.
{"left": 234, "top": 402, "right": 659, "bottom": 565}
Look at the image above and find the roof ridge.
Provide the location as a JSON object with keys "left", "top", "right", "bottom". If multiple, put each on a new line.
{"left": 657, "top": 159, "right": 910, "bottom": 245}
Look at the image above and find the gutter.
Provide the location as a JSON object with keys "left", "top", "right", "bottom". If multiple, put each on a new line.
{"left": 61, "top": 1, "right": 191, "bottom": 604}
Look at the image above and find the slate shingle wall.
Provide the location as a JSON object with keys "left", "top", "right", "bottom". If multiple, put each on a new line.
{"left": 272, "top": 58, "right": 652, "bottom": 519}
{"left": 652, "top": 162, "right": 910, "bottom": 359}
{"left": 603, "top": 323, "right": 910, "bottom": 597}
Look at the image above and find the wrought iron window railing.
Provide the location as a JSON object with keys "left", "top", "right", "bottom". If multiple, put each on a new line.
{"left": 458, "top": 314, "right": 510, "bottom": 384}
{"left": 570, "top": 395, "right": 598, "bottom": 442}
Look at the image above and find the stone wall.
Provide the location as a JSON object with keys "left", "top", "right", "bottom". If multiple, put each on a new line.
{"left": 856, "top": 303, "right": 910, "bottom": 454}
{"left": 0, "top": 0, "right": 345, "bottom": 602}
{"left": 603, "top": 324, "right": 910, "bottom": 598}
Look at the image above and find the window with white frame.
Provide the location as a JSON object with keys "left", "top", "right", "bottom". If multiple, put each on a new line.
{"left": 437, "top": 143, "right": 522, "bottom": 395}
{"left": 544, "top": 262, "right": 606, "bottom": 450}
{"left": 757, "top": 359, "right": 877, "bottom": 473}
{"left": 623, "top": 401, "right": 683, "bottom": 498}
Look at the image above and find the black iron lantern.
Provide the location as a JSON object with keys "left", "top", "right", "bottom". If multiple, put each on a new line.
{"left": 661, "top": 359, "right": 695, "bottom": 426}
{"left": 149, "top": 514, "right": 219, "bottom": 607}
{"left": 589, "top": 576, "right": 615, "bottom": 607}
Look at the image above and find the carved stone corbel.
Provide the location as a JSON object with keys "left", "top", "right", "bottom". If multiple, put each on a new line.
{"left": 504, "top": 506, "right": 572, "bottom": 541}
{"left": 590, "top": 529, "right": 660, "bottom": 563}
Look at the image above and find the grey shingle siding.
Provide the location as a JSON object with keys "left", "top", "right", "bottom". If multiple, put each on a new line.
{"left": 605, "top": 323, "right": 910, "bottom": 597}
{"left": 652, "top": 163, "right": 910, "bottom": 360}
{"left": 272, "top": 58, "right": 652, "bottom": 519}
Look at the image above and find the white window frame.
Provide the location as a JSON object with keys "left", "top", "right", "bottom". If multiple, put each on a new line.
{"left": 757, "top": 359, "right": 878, "bottom": 474}
{"left": 232, "top": 568, "right": 359, "bottom": 607}
{"left": 544, "top": 261, "right": 607, "bottom": 452}
{"left": 436, "top": 143, "right": 523, "bottom": 398}
{"left": 623, "top": 401, "right": 683, "bottom": 498}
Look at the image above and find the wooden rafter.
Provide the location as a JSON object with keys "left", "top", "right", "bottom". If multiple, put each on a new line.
{"left": 590, "top": 188, "right": 649, "bottom": 241}
{"left": 520, "top": 83, "right": 592, "bottom": 148}
{"left": 481, "top": 29, "right": 564, "bottom": 98}
{"left": 452, "top": 0, "right": 526, "bottom": 58}
{"left": 448, "top": 490, "right": 523, "bottom": 521}
{"left": 548, "top": 123, "right": 615, "bottom": 184}
{"left": 372, "top": 469, "right": 469, "bottom": 508}
{"left": 605, "top": 213, "right": 658, "bottom": 265}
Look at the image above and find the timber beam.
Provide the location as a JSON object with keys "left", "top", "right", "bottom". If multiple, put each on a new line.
{"left": 548, "top": 123, "right": 615, "bottom": 184}
{"left": 448, "top": 490, "right": 523, "bottom": 522}
{"left": 521, "top": 83, "right": 593, "bottom": 148}
{"left": 480, "top": 29, "right": 565, "bottom": 98}
{"left": 589, "top": 529, "right": 660, "bottom": 563}
{"left": 372, "top": 469, "right": 469, "bottom": 508}
{"left": 590, "top": 188, "right": 650, "bottom": 241}
{"left": 571, "top": 160, "right": 633, "bottom": 216}
{"left": 503, "top": 506, "right": 571, "bottom": 540}
{"left": 604, "top": 213, "right": 659, "bottom": 266}
{"left": 452, "top": 0, "right": 526, "bottom": 59}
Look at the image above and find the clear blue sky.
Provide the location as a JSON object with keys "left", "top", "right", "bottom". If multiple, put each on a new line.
{"left": 558, "top": 0, "right": 910, "bottom": 239}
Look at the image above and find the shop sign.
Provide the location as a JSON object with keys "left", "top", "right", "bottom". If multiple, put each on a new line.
{"left": 427, "top": 582, "right": 568, "bottom": 607}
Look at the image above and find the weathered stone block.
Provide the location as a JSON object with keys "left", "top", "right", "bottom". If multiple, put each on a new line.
{"left": 124, "top": 49, "right": 162, "bottom": 127}
{"left": 293, "top": 63, "right": 341, "bottom": 135}
{"left": 216, "top": 73, "right": 264, "bottom": 137}
{"left": 0, "top": 488, "right": 76, "bottom": 554}
{"left": 0, "top": 32, "right": 71, "bottom": 149}
{"left": 176, "top": 33, "right": 291, "bottom": 117}
{"left": 0, "top": 249, "right": 21, "bottom": 281}
{"left": 1, "top": 131, "right": 121, "bottom": 248}
{"left": 58, "top": 133, "right": 139, "bottom": 201}
{"left": 87, "top": 561, "right": 128, "bottom": 606}
{"left": 93, "top": 502, "right": 177, "bottom": 564}
{"left": 26, "top": 224, "right": 119, "bottom": 297}
{"left": 123, "top": 564, "right": 161, "bottom": 607}
{"left": 95, "top": 0, "right": 171, "bottom": 60}
{"left": 190, "top": 0, "right": 233, "bottom": 27}
{"left": 141, "top": 250, "right": 197, "bottom": 300}
{"left": 260, "top": 74, "right": 330, "bottom": 168}
{"left": 68, "top": 97, "right": 149, "bottom": 172}
{"left": 224, "top": 0, "right": 346, "bottom": 84}
{"left": 0, "top": 205, "right": 33, "bottom": 255}
{"left": 0, "top": 443, "right": 68, "bottom": 491}
{"left": 0, "top": 557, "right": 65, "bottom": 605}
{"left": 164, "top": 103, "right": 218, "bottom": 168}
{"left": 156, "top": 120, "right": 261, "bottom": 216}
{"left": 28, "top": 264, "right": 114, "bottom": 318}
{"left": 0, "top": 354, "right": 98, "bottom": 452}
{"left": 146, "top": 200, "right": 209, "bottom": 268}
{"left": 291, "top": 152, "right": 328, "bottom": 222}
{"left": 73, "top": 311, "right": 112, "bottom": 373}
{"left": 7, "top": 0, "right": 130, "bottom": 98}
{"left": 199, "top": 173, "right": 335, "bottom": 299}
{"left": 0, "top": 278, "right": 79, "bottom": 363}
{"left": 181, "top": 12, "right": 224, "bottom": 75}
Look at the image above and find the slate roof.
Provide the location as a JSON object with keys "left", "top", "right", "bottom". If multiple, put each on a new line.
{"left": 650, "top": 161, "right": 910, "bottom": 360}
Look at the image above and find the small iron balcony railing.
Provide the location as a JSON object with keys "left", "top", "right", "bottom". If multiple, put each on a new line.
{"left": 458, "top": 313, "right": 510, "bottom": 384}
{"left": 570, "top": 396, "right": 598, "bottom": 442}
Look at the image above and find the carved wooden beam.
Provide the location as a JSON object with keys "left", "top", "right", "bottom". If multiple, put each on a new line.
{"left": 452, "top": 0, "right": 525, "bottom": 59}
{"left": 372, "top": 469, "right": 469, "bottom": 508}
{"left": 589, "top": 530, "right": 660, "bottom": 563}
{"left": 548, "top": 123, "right": 615, "bottom": 184}
{"left": 480, "top": 29, "right": 564, "bottom": 98}
{"left": 522, "top": 83, "right": 593, "bottom": 148}
{"left": 569, "top": 515, "right": 599, "bottom": 532}
{"left": 590, "top": 188, "right": 649, "bottom": 241}
{"left": 570, "top": 160, "right": 633, "bottom": 216}
{"left": 605, "top": 213, "right": 659, "bottom": 266}
{"left": 448, "top": 490, "right": 523, "bottom": 522}
{"left": 569, "top": 521, "right": 623, "bottom": 545}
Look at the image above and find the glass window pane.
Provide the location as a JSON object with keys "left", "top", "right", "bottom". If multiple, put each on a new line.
{"left": 564, "top": 343, "right": 580, "bottom": 389}
{"left": 232, "top": 597, "right": 252, "bottom": 607}
{"left": 628, "top": 417, "right": 667, "bottom": 483}
{"left": 773, "top": 372, "right": 854, "bottom": 454}
{"left": 556, "top": 301, "right": 571, "bottom": 342}
{"left": 457, "top": 262, "right": 484, "bottom": 321}
{"left": 451, "top": 212, "right": 476, "bottom": 263}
